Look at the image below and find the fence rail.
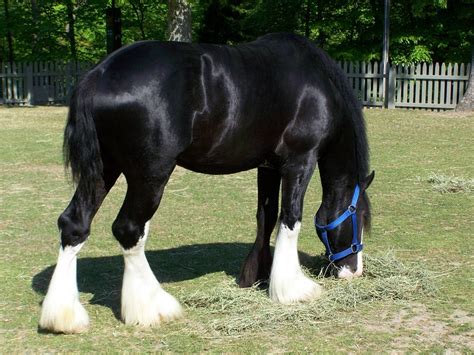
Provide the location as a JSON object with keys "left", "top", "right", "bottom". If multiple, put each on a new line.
{"left": 339, "top": 61, "right": 471, "bottom": 109}
{"left": 0, "top": 60, "right": 471, "bottom": 109}
{"left": 0, "top": 61, "right": 90, "bottom": 105}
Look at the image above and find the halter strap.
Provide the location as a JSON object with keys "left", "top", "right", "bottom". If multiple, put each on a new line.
{"left": 314, "top": 184, "right": 363, "bottom": 262}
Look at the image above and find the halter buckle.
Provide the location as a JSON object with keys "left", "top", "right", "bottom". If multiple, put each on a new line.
{"left": 348, "top": 205, "right": 356, "bottom": 213}
{"left": 351, "top": 244, "right": 358, "bottom": 253}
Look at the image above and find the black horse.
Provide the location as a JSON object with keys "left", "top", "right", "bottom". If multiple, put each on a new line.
{"left": 39, "top": 33, "right": 374, "bottom": 333}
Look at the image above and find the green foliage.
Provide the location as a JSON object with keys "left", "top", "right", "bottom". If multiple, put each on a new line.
{"left": 242, "top": 0, "right": 306, "bottom": 38}
{"left": 0, "top": 0, "right": 168, "bottom": 62}
{"left": 391, "top": 35, "right": 433, "bottom": 64}
{"left": 194, "top": 0, "right": 248, "bottom": 44}
{"left": 0, "top": 0, "right": 472, "bottom": 63}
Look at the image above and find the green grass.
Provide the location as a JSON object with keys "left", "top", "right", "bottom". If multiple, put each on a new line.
{"left": 0, "top": 107, "right": 473, "bottom": 352}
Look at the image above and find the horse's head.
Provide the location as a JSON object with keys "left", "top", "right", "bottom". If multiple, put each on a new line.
{"left": 315, "top": 171, "right": 374, "bottom": 278}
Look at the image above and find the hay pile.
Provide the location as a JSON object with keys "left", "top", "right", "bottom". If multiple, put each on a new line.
{"left": 426, "top": 173, "right": 474, "bottom": 193}
{"left": 178, "top": 252, "right": 436, "bottom": 335}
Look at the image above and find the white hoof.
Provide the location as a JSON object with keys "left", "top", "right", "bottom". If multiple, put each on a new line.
{"left": 39, "top": 295, "right": 89, "bottom": 333}
{"left": 39, "top": 243, "right": 89, "bottom": 333}
{"left": 269, "top": 222, "right": 322, "bottom": 304}
{"left": 121, "top": 286, "right": 183, "bottom": 326}
{"left": 121, "top": 225, "right": 183, "bottom": 327}
{"left": 269, "top": 272, "right": 322, "bottom": 304}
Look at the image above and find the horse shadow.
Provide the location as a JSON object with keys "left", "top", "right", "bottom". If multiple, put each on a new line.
{"left": 32, "top": 242, "right": 329, "bottom": 321}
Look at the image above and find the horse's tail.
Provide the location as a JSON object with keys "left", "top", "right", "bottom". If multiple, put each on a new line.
{"left": 63, "top": 69, "right": 103, "bottom": 197}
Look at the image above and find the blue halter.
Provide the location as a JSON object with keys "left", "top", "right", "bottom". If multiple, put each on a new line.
{"left": 314, "top": 184, "right": 363, "bottom": 262}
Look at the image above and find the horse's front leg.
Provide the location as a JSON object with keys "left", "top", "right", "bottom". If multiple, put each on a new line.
{"left": 269, "top": 153, "right": 322, "bottom": 304}
{"left": 112, "top": 166, "right": 183, "bottom": 327}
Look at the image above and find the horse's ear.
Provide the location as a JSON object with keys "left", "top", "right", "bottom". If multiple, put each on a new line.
{"left": 361, "top": 170, "right": 375, "bottom": 191}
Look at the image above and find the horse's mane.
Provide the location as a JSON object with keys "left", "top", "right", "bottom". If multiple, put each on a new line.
{"left": 309, "top": 43, "right": 370, "bottom": 181}
{"left": 259, "top": 33, "right": 370, "bottom": 182}
{"left": 258, "top": 33, "right": 373, "bottom": 230}
{"left": 305, "top": 40, "right": 372, "bottom": 229}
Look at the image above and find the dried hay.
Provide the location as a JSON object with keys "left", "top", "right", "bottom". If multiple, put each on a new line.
{"left": 426, "top": 173, "right": 474, "bottom": 194}
{"left": 178, "top": 252, "right": 437, "bottom": 335}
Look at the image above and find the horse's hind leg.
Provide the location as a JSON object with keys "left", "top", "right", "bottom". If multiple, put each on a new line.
{"left": 239, "top": 167, "right": 280, "bottom": 287}
{"left": 112, "top": 163, "right": 182, "bottom": 327}
{"left": 39, "top": 161, "right": 120, "bottom": 333}
{"left": 269, "top": 153, "right": 322, "bottom": 304}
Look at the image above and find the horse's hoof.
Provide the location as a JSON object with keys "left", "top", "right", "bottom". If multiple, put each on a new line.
{"left": 121, "top": 287, "right": 183, "bottom": 327}
{"left": 39, "top": 298, "right": 89, "bottom": 334}
{"left": 269, "top": 273, "right": 322, "bottom": 304}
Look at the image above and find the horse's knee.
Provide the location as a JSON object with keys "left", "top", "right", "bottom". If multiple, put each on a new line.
{"left": 58, "top": 212, "right": 90, "bottom": 247}
{"left": 279, "top": 214, "right": 301, "bottom": 231}
{"left": 112, "top": 218, "right": 144, "bottom": 249}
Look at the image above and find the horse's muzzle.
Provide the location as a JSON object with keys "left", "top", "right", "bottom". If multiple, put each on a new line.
{"left": 334, "top": 252, "right": 363, "bottom": 279}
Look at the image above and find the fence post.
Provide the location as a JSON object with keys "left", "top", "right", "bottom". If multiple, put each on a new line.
{"left": 383, "top": 63, "right": 395, "bottom": 108}
{"left": 25, "top": 63, "right": 34, "bottom": 105}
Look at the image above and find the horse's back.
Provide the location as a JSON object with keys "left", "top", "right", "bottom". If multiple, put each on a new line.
{"left": 84, "top": 34, "right": 342, "bottom": 174}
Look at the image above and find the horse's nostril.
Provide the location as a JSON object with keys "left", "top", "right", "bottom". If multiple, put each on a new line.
{"left": 336, "top": 263, "right": 360, "bottom": 278}
{"left": 337, "top": 266, "right": 354, "bottom": 278}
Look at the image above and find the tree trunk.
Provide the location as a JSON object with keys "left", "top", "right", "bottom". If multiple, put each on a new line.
{"left": 167, "top": 0, "right": 192, "bottom": 42}
{"left": 456, "top": 47, "right": 474, "bottom": 111}
{"left": 130, "top": 0, "right": 147, "bottom": 40}
{"left": 313, "top": 0, "right": 326, "bottom": 48}
{"left": 65, "top": 0, "right": 77, "bottom": 62}
{"left": 3, "top": 0, "right": 14, "bottom": 64}
{"left": 304, "top": 0, "right": 312, "bottom": 38}
{"left": 31, "top": 0, "right": 40, "bottom": 57}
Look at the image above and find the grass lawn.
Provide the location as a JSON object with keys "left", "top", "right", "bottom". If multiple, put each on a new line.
{"left": 0, "top": 106, "right": 473, "bottom": 352}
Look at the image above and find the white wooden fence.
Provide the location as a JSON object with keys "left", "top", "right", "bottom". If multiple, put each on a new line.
{"left": 0, "top": 61, "right": 90, "bottom": 105}
{"left": 0, "top": 60, "right": 471, "bottom": 109}
{"left": 338, "top": 61, "right": 471, "bottom": 109}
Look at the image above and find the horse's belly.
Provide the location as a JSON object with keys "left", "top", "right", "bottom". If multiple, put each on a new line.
{"left": 176, "top": 137, "right": 271, "bottom": 174}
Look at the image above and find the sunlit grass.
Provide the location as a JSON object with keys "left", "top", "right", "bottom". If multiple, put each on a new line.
{"left": 0, "top": 107, "right": 473, "bottom": 352}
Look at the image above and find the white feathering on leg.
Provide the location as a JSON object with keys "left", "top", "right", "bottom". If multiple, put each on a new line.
{"left": 269, "top": 222, "right": 322, "bottom": 304}
{"left": 121, "top": 221, "right": 183, "bottom": 326}
{"left": 39, "top": 242, "right": 89, "bottom": 333}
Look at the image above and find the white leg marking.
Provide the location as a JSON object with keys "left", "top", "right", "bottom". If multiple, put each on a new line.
{"left": 121, "top": 221, "right": 183, "bottom": 326}
{"left": 269, "top": 222, "right": 322, "bottom": 304}
{"left": 338, "top": 229, "right": 364, "bottom": 279}
{"left": 39, "top": 242, "right": 89, "bottom": 333}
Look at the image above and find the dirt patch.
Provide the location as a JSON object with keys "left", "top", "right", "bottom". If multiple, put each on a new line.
{"left": 450, "top": 309, "right": 473, "bottom": 325}
{"left": 1, "top": 163, "right": 64, "bottom": 175}
{"left": 364, "top": 304, "right": 473, "bottom": 351}
{"left": 422, "top": 110, "right": 474, "bottom": 119}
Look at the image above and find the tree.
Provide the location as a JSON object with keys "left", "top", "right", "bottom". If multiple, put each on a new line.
{"left": 129, "top": 0, "right": 148, "bottom": 40}
{"left": 3, "top": 0, "right": 14, "bottom": 63}
{"left": 167, "top": 0, "right": 192, "bottom": 42}
{"left": 197, "top": 0, "right": 246, "bottom": 44}
{"left": 456, "top": 48, "right": 474, "bottom": 111}
{"left": 0, "top": 0, "right": 471, "bottom": 63}
{"left": 65, "top": 0, "right": 77, "bottom": 62}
